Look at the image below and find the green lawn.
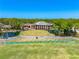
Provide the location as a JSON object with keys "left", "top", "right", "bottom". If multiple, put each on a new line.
{"left": 0, "top": 40, "right": 79, "bottom": 59}
{"left": 20, "top": 30, "right": 54, "bottom": 36}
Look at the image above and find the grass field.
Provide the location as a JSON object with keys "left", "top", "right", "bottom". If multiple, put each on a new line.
{"left": 20, "top": 30, "right": 54, "bottom": 36}
{"left": 0, "top": 39, "right": 79, "bottom": 59}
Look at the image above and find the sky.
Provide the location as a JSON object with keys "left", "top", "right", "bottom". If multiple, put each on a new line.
{"left": 0, "top": 0, "right": 79, "bottom": 18}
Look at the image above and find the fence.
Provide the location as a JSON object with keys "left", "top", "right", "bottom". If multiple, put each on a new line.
{"left": 0, "top": 36, "right": 79, "bottom": 45}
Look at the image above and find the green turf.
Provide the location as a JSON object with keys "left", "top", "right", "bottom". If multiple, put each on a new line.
{"left": 20, "top": 30, "right": 54, "bottom": 36}
{"left": 0, "top": 40, "right": 79, "bottom": 59}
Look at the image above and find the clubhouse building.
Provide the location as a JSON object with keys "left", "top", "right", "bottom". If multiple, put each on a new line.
{"left": 21, "top": 21, "right": 52, "bottom": 30}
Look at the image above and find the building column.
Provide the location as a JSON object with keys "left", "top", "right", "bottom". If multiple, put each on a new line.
{"left": 42, "top": 25, "right": 44, "bottom": 29}
{"left": 43, "top": 25, "right": 45, "bottom": 30}
{"left": 38, "top": 25, "right": 39, "bottom": 30}
{"left": 44, "top": 25, "right": 46, "bottom": 30}
{"left": 35, "top": 25, "right": 36, "bottom": 29}
{"left": 46, "top": 25, "right": 48, "bottom": 30}
{"left": 37, "top": 25, "right": 38, "bottom": 30}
